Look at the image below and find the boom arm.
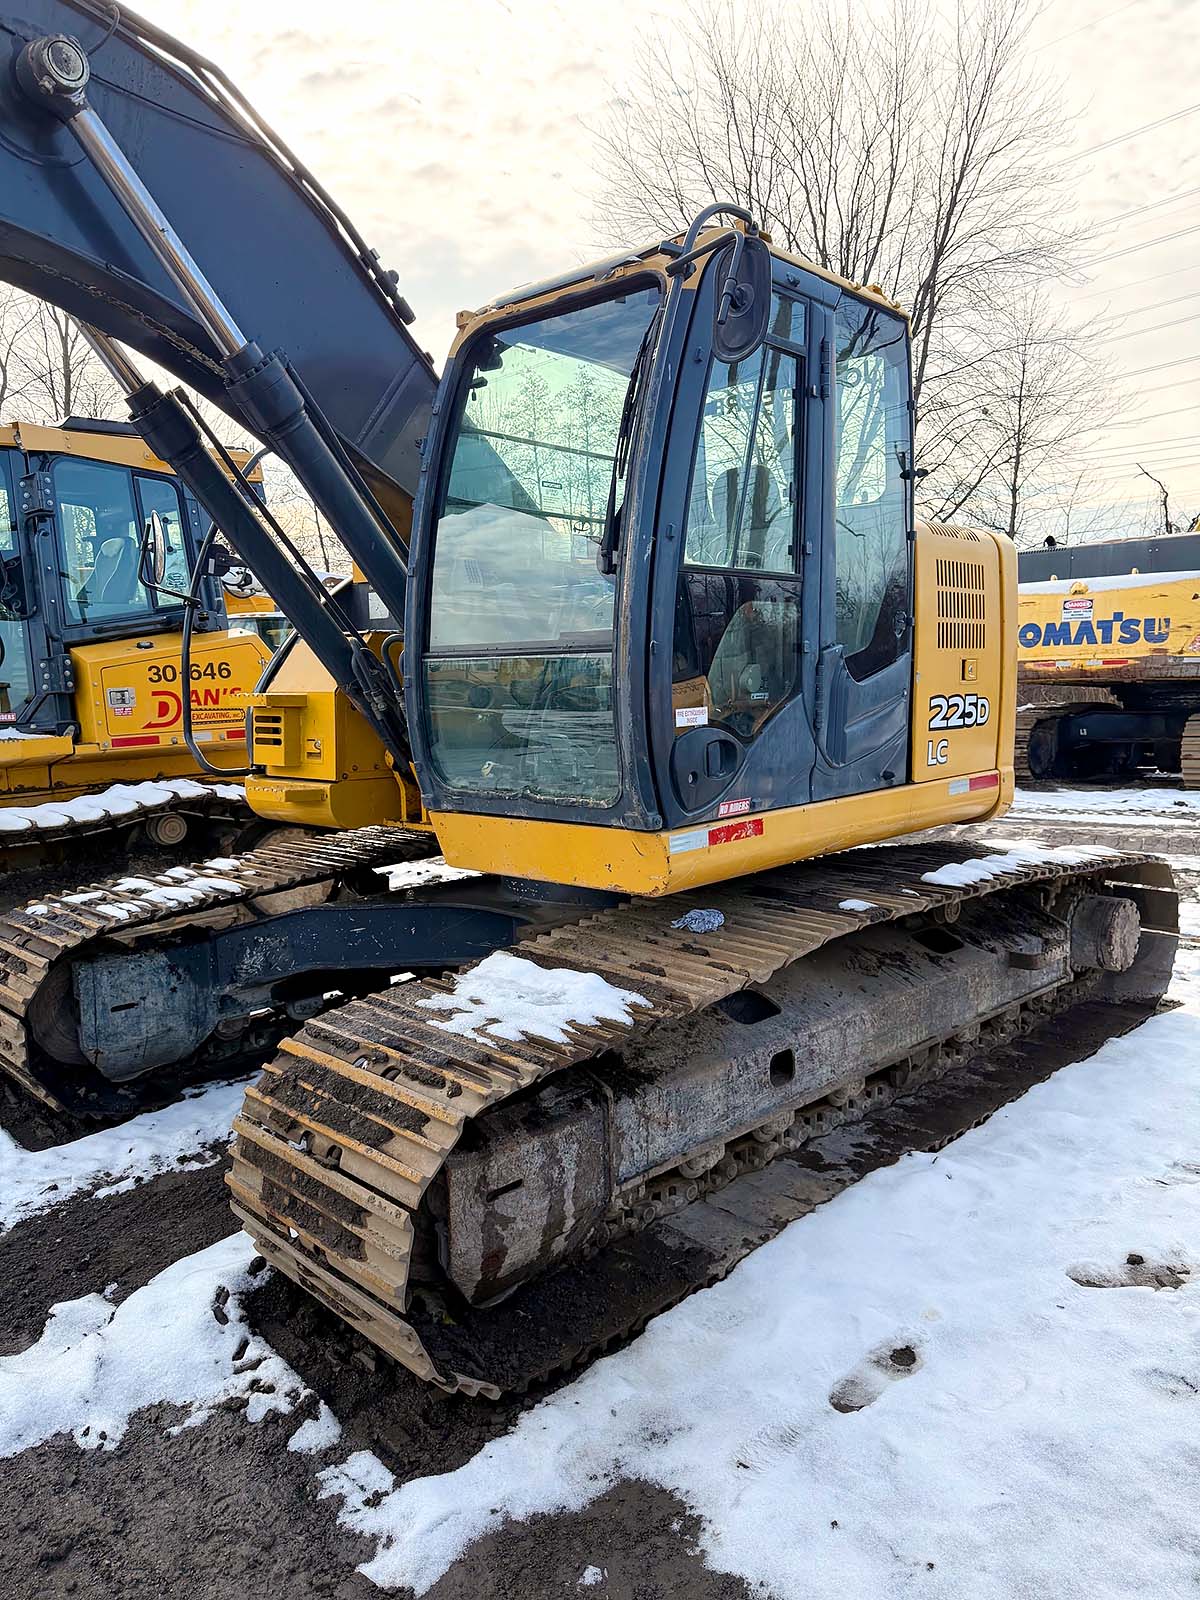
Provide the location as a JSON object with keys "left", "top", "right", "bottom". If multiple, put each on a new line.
{"left": 0, "top": 2, "right": 436, "bottom": 501}
{"left": 0, "top": 3, "right": 442, "bottom": 761}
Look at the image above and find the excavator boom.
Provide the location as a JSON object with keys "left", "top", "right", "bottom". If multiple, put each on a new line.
{"left": 0, "top": 1, "right": 435, "bottom": 500}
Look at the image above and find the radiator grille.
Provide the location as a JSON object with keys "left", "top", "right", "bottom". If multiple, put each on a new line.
{"left": 935, "top": 558, "right": 986, "bottom": 650}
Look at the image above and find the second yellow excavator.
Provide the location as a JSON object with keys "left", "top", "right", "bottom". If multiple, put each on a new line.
{"left": 0, "top": 415, "right": 271, "bottom": 903}
{"left": 0, "top": 6, "right": 1177, "bottom": 1391}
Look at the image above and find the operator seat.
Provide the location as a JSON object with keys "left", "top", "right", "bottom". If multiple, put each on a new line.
{"left": 89, "top": 534, "right": 142, "bottom": 607}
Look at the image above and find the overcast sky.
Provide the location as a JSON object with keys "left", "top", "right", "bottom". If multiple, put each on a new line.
{"left": 151, "top": 0, "right": 1198, "bottom": 534}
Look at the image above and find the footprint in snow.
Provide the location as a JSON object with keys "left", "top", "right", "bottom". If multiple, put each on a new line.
{"left": 1139, "top": 1367, "right": 1200, "bottom": 1400}
{"left": 829, "top": 1341, "right": 921, "bottom": 1413}
{"left": 1068, "top": 1252, "right": 1193, "bottom": 1291}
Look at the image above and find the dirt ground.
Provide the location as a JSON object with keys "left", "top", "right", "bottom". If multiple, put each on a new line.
{"left": 1, "top": 792, "right": 1196, "bottom": 1600}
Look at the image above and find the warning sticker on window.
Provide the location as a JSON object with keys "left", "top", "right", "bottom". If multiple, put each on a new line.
{"left": 675, "top": 705, "right": 708, "bottom": 729}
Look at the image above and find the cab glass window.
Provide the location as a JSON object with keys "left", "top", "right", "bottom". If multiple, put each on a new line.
{"left": 684, "top": 345, "right": 799, "bottom": 573}
{"left": 53, "top": 459, "right": 187, "bottom": 625}
{"left": 424, "top": 285, "right": 662, "bottom": 808}
{"left": 0, "top": 448, "right": 33, "bottom": 720}
{"left": 429, "top": 287, "right": 660, "bottom": 654}
{"left": 833, "top": 300, "right": 910, "bottom": 678}
{"left": 136, "top": 474, "right": 190, "bottom": 594}
{"left": 0, "top": 449, "right": 15, "bottom": 555}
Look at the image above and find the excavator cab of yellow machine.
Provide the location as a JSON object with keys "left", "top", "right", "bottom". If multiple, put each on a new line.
{"left": 404, "top": 209, "right": 1015, "bottom": 893}
{"left": 0, "top": 418, "right": 269, "bottom": 797}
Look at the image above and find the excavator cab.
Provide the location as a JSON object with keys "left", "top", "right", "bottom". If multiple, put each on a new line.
{"left": 407, "top": 222, "right": 923, "bottom": 891}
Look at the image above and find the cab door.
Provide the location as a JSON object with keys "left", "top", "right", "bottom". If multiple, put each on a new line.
{"left": 647, "top": 287, "right": 819, "bottom": 829}
{"left": 809, "top": 295, "right": 914, "bottom": 800}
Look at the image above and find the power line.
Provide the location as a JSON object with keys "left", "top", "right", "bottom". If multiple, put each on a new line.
{"left": 1080, "top": 433, "right": 1200, "bottom": 456}
{"left": 1082, "top": 222, "right": 1200, "bottom": 269}
{"left": 1067, "top": 102, "right": 1200, "bottom": 163}
{"left": 1100, "top": 313, "right": 1199, "bottom": 344}
{"left": 1118, "top": 353, "right": 1200, "bottom": 380}
{"left": 1093, "top": 185, "right": 1200, "bottom": 231}
{"left": 1076, "top": 262, "right": 1200, "bottom": 300}
{"left": 1103, "top": 289, "right": 1200, "bottom": 322}
{"left": 1106, "top": 404, "right": 1200, "bottom": 428}
{"left": 1035, "top": 0, "right": 1144, "bottom": 50}
{"left": 1121, "top": 375, "right": 1200, "bottom": 398}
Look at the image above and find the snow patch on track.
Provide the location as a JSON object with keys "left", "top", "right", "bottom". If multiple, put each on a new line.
{"left": 376, "top": 858, "right": 479, "bottom": 891}
{"left": 0, "top": 1078, "right": 245, "bottom": 1233}
{"left": 321, "top": 949, "right": 1200, "bottom": 1598}
{"left": 0, "top": 1232, "right": 309, "bottom": 1456}
{"left": 919, "top": 839, "right": 1119, "bottom": 888}
{"left": 417, "top": 951, "right": 650, "bottom": 1045}
{"left": 0, "top": 778, "right": 245, "bottom": 835}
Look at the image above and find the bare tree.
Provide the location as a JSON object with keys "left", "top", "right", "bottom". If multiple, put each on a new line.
{"left": 1136, "top": 464, "right": 1177, "bottom": 536}
{"left": 937, "top": 290, "right": 1114, "bottom": 540}
{"left": 594, "top": 0, "right": 1085, "bottom": 520}
{"left": 0, "top": 287, "right": 39, "bottom": 420}
{"left": 11, "top": 299, "right": 121, "bottom": 422}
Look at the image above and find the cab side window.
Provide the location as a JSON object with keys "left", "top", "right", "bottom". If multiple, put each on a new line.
{"left": 674, "top": 298, "right": 805, "bottom": 744}
{"left": 833, "top": 301, "right": 910, "bottom": 679}
{"left": 136, "top": 474, "right": 190, "bottom": 594}
{"left": 54, "top": 459, "right": 189, "bottom": 624}
{"left": 683, "top": 344, "right": 798, "bottom": 574}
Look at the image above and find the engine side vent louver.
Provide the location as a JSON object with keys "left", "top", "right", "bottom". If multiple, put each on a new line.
{"left": 935, "top": 557, "right": 986, "bottom": 650}
{"left": 926, "top": 521, "right": 983, "bottom": 543}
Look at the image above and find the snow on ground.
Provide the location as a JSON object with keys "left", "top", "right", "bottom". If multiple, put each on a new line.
{"left": 0, "top": 1078, "right": 244, "bottom": 1233}
{"left": 1012, "top": 785, "right": 1200, "bottom": 819}
{"left": 318, "top": 949, "right": 1200, "bottom": 1599}
{"left": 0, "top": 778, "right": 244, "bottom": 834}
{"left": 0, "top": 1232, "right": 309, "bottom": 1455}
{"left": 416, "top": 950, "right": 650, "bottom": 1045}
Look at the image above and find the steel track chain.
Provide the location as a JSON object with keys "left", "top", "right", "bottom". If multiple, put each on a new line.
{"left": 0, "top": 824, "right": 436, "bottom": 1112}
{"left": 228, "top": 841, "right": 1176, "bottom": 1397}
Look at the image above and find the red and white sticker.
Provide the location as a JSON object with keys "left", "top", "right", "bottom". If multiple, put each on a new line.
{"left": 718, "top": 797, "right": 751, "bottom": 818}
{"left": 669, "top": 817, "right": 764, "bottom": 854}
{"left": 948, "top": 773, "right": 999, "bottom": 796}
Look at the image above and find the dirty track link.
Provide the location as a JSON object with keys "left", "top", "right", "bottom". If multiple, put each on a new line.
{"left": 0, "top": 826, "right": 436, "bottom": 1116}
{"left": 229, "top": 842, "right": 1177, "bottom": 1397}
{"left": 0, "top": 782, "right": 257, "bottom": 917}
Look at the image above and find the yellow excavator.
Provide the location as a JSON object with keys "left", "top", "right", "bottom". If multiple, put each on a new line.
{"left": 0, "top": 7, "right": 1177, "bottom": 1393}
{"left": 1016, "top": 531, "right": 1200, "bottom": 785}
{"left": 0, "top": 415, "right": 271, "bottom": 898}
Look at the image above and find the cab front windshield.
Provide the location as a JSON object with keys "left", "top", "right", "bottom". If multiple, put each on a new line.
{"left": 424, "top": 284, "right": 660, "bottom": 806}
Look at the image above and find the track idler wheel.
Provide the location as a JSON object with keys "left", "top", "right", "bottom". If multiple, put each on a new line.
{"left": 1070, "top": 894, "right": 1140, "bottom": 973}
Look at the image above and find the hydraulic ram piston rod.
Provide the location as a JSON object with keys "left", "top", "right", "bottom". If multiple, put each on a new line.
{"left": 13, "top": 32, "right": 414, "bottom": 627}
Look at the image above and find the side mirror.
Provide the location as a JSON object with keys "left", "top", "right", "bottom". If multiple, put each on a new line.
{"left": 140, "top": 509, "right": 168, "bottom": 587}
{"left": 713, "top": 233, "right": 772, "bottom": 363}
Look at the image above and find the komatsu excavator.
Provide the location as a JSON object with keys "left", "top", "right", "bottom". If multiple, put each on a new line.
{"left": 0, "top": 414, "right": 270, "bottom": 905}
{"left": 0, "top": 5, "right": 1178, "bottom": 1393}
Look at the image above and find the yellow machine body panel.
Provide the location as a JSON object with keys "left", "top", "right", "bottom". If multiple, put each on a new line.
{"left": 1018, "top": 569, "right": 1200, "bottom": 680}
{"left": 70, "top": 628, "right": 270, "bottom": 758}
{"left": 432, "top": 524, "right": 1015, "bottom": 895}
{"left": 246, "top": 635, "right": 427, "bottom": 832}
{"left": 0, "top": 420, "right": 262, "bottom": 482}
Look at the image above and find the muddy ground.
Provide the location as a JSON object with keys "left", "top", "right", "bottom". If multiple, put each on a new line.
{"left": 1, "top": 792, "right": 1196, "bottom": 1600}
